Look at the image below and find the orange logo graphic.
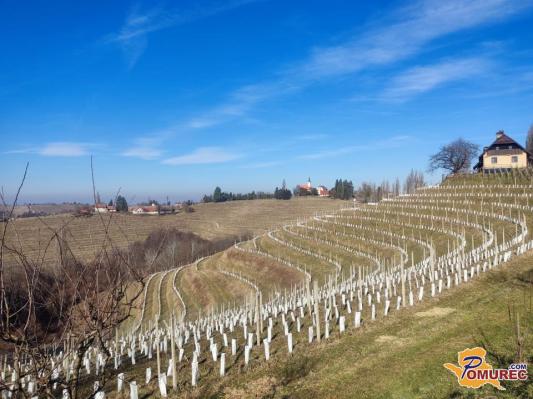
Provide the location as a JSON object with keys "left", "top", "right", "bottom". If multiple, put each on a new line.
{"left": 444, "top": 347, "right": 528, "bottom": 390}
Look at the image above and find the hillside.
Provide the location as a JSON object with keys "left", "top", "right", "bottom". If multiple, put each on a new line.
{"left": 106, "top": 172, "right": 531, "bottom": 398}
{"left": 1, "top": 197, "right": 344, "bottom": 267}
{"left": 4, "top": 172, "right": 533, "bottom": 398}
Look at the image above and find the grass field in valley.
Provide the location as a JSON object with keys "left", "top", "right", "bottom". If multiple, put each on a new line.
{"left": 2, "top": 197, "right": 345, "bottom": 267}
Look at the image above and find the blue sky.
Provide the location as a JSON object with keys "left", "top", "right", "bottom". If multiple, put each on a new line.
{"left": 1, "top": 0, "right": 533, "bottom": 203}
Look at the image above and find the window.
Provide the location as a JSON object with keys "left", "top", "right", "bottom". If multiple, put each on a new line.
{"left": 512, "top": 156, "right": 518, "bottom": 163}
{"left": 491, "top": 157, "right": 498, "bottom": 164}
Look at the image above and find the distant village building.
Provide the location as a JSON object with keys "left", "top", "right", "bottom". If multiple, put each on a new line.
{"left": 130, "top": 204, "right": 159, "bottom": 215}
{"left": 94, "top": 203, "right": 116, "bottom": 213}
{"left": 94, "top": 203, "right": 107, "bottom": 213}
{"left": 474, "top": 131, "right": 532, "bottom": 173}
{"left": 297, "top": 178, "right": 329, "bottom": 196}
{"left": 298, "top": 178, "right": 313, "bottom": 192}
{"left": 317, "top": 185, "right": 329, "bottom": 197}
{"left": 158, "top": 205, "right": 174, "bottom": 215}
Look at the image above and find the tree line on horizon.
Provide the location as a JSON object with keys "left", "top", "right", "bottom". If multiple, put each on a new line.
{"left": 202, "top": 187, "right": 275, "bottom": 203}
{"left": 202, "top": 172, "right": 427, "bottom": 205}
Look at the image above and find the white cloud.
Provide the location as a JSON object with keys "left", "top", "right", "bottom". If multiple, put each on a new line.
{"left": 40, "top": 142, "right": 91, "bottom": 157}
{"left": 162, "top": 147, "right": 241, "bottom": 165}
{"left": 295, "top": 134, "right": 329, "bottom": 141}
{"left": 185, "top": 0, "right": 532, "bottom": 128}
{"left": 122, "top": 146, "right": 162, "bottom": 160}
{"left": 6, "top": 142, "right": 93, "bottom": 157}
{"left": 186, "top": 81, "right": 298, "bottom": 129}
{"left": 298, "top": 146, "right": 364, "bottom": 160}
{"left": 241, "top": 160, "right": 283, "bottom": 169}
{"left": 121, "top": 130, "right": 179, "bottom": 160}
{"left": 383, "top": 58, "right": 490, "bottom": 101}
{"left": 298, "top": 0, "right": 530, "bottom": 79}
{"left": 105, "top": 1, "right": 260, "bottom": 68}
{"left": 299, "top": 135, "right": 412, "bottom": 160}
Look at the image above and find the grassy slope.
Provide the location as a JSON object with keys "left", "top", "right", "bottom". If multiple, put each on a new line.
{"left": 204, "top": 252, "right": 532, "bottom": 399}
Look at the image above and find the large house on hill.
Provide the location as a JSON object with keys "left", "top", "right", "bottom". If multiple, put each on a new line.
{"left": 474, "top": 131, "right": 533, "bottom": 173}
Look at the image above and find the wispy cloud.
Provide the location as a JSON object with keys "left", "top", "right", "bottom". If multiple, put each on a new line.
{"left": 241, "top": 160, "right": 284, "bottom": 169}
{"left": 121, "top": 127, "right": 181, "bottom": 160}
{"left": 6, "top": 142, "right": 94, "bottom": 157}
{"left": 294, "top": 134, "right": 329, "bottom": 141}
{"left": 122, "top": 146, "right": 162, "bottom": 160}
{"left": 298, "top": 0, "right": 530, "bottom": 79}
{"left": 383, "top": 57, "right": 490, "bottom": 102}
{"left": 105, "top": 1, "right": 260, "bottom": 68}
{"left": 162, "top": 147, "right": 241, "bottom": 165}
{"left": 186, "top": 0, "right": 532, "bottom": 127}
{"left": 186, "top": 81, "right": 298, "bottom": 129}
{"left": 298, "top": 135, "right": 412, "bottom": 160}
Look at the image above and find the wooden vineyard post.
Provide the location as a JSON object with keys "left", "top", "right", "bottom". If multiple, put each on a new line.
{"left": 313, "top": 280, "right": 320, "bottom": 342}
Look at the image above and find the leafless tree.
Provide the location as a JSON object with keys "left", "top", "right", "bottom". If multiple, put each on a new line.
{"left": 428, "top": 138, "right": 479, "bottom": 174}
{"left": 0, "top": 161, "right": 153, "bottom": 398}
{"left": 403, "top": 169, "right": 425, "bottom": 194}
{"left": 393, "top": 178, "right": 401, "bottom": 197}
{"left": 526, "top": 124, "right": 533, "bottom": 154}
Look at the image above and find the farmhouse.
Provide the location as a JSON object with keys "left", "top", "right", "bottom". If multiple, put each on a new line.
{"left": 94, "top": 203, "right": 116, "bottom": 213}
{"left": 474, "top": 131, "right": 533, "bottom": 173}
{"left": 130, "top": 204, "right": 159, "bottom": 215}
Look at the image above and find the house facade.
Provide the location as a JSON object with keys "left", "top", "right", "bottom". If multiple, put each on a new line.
{"left": 317, "top": 185, "right": 329, "bottom": 197}
{"left": 474, "top": 131, "right": 532, "bottom": 173}
{"left": 130, "top": 204, "right": 159, "bottom": 215}
{"left": 94, "top": 203, "right": 116, "bottom": 213}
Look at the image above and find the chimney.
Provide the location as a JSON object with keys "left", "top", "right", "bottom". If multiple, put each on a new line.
{"left": 496, "top": 130, "right": 504, "bottom": 139}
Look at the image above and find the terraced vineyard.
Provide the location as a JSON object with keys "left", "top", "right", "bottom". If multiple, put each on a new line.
{"left": 6, "top": 173, "right": 533, "bottom": 398}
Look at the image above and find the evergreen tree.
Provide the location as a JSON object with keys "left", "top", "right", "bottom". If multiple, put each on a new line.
{"left": 275, "top": 179, "right": 292, "bottom": 200}
{"left": 213, "top": 186, "right": 223, "bottom": 202}
{"left": 115, "top": 195, "right": 128, "bottom": 212}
